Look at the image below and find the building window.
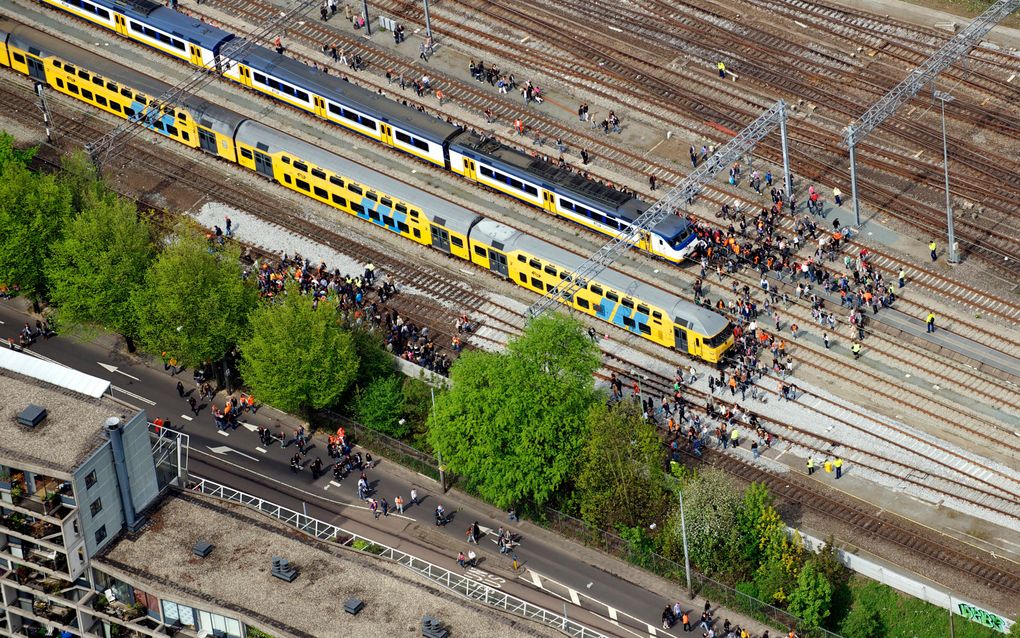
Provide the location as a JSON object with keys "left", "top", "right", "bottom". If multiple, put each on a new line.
{"left": 90, "top": 498, "right": 103, "bottom": 516}
{"left": 95, "top": 525, "right": 107, "bottom": 544}
{"left": 85, "top": 470, "right": 97, "bottom": 489}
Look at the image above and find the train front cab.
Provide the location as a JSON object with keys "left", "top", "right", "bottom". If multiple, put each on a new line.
{"left": 675, "top": 323, "right": 733, "bottom": 364}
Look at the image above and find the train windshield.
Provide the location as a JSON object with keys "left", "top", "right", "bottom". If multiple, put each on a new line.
{"left": 667, "top": 225, "right": 694, "bottom": 249}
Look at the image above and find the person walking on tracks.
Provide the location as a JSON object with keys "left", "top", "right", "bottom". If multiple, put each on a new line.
{"left": 851, "top": 341, "right": 862, "bottom": 360}
{"left": 929, "top": 240, "right": 938, "bottom": 262}
{"left": 926, "top": 311, "right": 936, "bottom": 334}
{"left": 806, "top": 456, "right": 815, "bottom": 476}
{"left": 834, "top": 456, "right": 844, "bottom": 479}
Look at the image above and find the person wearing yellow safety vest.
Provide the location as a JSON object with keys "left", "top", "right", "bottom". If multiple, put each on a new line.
{"left": 926, "top": 311, "right": 936, "bottom": 334}
{"left": 824, "top": 458, "right": 833, "bottom": 474}
{"left": 730, "top": 428, "right": 740, "bottom": 448}
{"left": 851, "top": 341, "right": 862, "bottom": 360}
{"left": 834, "top": 456, "right": 844, "bottom": 479}
{"left": 717, "top": 61, "right": 726, "bottom": 78}
{"left": 806, "top": 456, "right": 815, "bottom": 476}
{"left": 929, "top": 240, "right": 938, "bottom": 262}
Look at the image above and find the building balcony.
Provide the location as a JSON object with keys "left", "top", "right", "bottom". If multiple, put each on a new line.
{"left": 80, "top": 606, "right": 168, "bottom": 638}
{"left": 0, "top": 494, "right": 74, "bottom": 526}
{"left": 0, "top": 544, "right": 71, "bottom": 580}
{"left": 5, "top": 596, "right": 81, "bottom": 636}
{"left": 2, "top": 568, "right": 86, "bottom": 606}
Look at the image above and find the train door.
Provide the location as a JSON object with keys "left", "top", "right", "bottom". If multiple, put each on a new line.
{"left": 189, "top": 44, "right": 203, "bottom": 66}
{"left": 542, "top": 191, "right": 556, "bottom": 212}
{"left": 488, "top": 249, "right": 508, "bottom": 277}
{"left": 462, "top": 158, "right": 477, "bottom": 180}
{"left": 379, "top": 123, "right": 393, "bottom": 145}
{"left": 253, "top": 150, "right": 273, "bottom": 178}
{"left": 26, "top": 56, "right": 45, "bottom": 82}
{"left": 113, "top": 14, "right": 128, "bottom": 35}
{"left": 313, "top": 96, "right": 326, "bottom": 118}
{"left": 430, "top": 225, "right": 451, "bottom": 254}
{"left": 674, "top": 326, "right": 689, "bottom": 355}
{"left": 237, "top": 66, "right": 252, "bottom": 87}
{"left": 197, "top": 128, "right": 218, "bottom": 154}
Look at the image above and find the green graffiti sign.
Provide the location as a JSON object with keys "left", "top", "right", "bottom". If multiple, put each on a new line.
{"left": 956, "top": 602, "right": 1011, "bottom": 633}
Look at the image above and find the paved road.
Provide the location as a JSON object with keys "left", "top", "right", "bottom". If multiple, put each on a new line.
{"left": 1, "top": 300, "right": 737, "bottom": 638}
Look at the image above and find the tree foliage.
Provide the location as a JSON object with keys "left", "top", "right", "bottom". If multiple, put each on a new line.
{"left": 46, "top": 191, "right": 153, "bottom": 336}
{"left": 840, "top": 602, "right": 881, "bottom": 638}
{"left": 667, "top": 468, "right": 744, "bottom": 577}
{"left": 787, "top": 560, "right": 833, "bottom": 628}
{"left": 0, "top": 132, "right": 36, "bottom": 169}
{"left": 239, "top": 284, "right": 358, "bottom": 415}
{"left": 355, "top": 376, "right": 409, "bottom": 438}
{"left": 0, "top": 151, "right": 73, "bottom": 301}
{"left": 426, "top": 312, "right": 600, "bottom": 509}
{"left": 576, "top": 400, "right": 667, "bottom": 531}
{"left": 736, "top": 482, "right": 783, "bottom": 572}
{"left": 349, "top": 325, "right": 394, "bottom": 385}
{"left": 133, "top": 228, "right": 257, "bottom": 366}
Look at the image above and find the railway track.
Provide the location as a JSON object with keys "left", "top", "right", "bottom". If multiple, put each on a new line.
{"left": 5, "top": 28, "right": 1020, "bottom": 612}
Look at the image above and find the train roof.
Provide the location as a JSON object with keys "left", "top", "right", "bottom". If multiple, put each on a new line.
{"left": 617, "top": 199, "right": 692, "bottom": 241}
{"left": 234, "top": 120, "right": 483, "bottom": 235}
{"left": 470, "top": 220, "right": 729, "bottom": 336}
{"left": 236, "top": 47, "right": 462, "bottom": 142}
{"left": 450, "top": 134, "right": 631, "bottom": 209}
{"left": 2, "top": 20, "right": 244, "bottom": 133}
{"left": 94, "top": 0, "right": 234, "bottom": 50}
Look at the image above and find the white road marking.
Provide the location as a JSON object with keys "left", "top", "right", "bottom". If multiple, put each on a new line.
{"left": 527, "top": 570, "right": 543, "bottom": 587}
{"left": 217, "top": 430, "right": 230, "bottom": 437}
{"left": 568, "top": 588, "right": 581, "bottom": 605}
{"left": 255, "top": 447, "right": 267, "bottom": 454}
{"left": 609, "top": 607, "right": 618, "bottom": 620}
{"left": 111, "top": 385, "right": 156, "bottom": 405}
{"left": 330, "top": 480, "right": 342, "bottom": 487}
{"left": 240, "top": 422, "right": 259, "bottom": 432}
{"left": 180, "top": 414, "right": 193, "bottom": 421}
{"left": 206, "top": 445, "right": 259, "bottom": 462}
{"left": 97, "top": 361, "right": 140, "bottom": 380}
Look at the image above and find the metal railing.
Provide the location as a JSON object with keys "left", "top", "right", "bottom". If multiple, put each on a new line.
{"left": 189, "top": 477, "right": 607, "bottom": 638}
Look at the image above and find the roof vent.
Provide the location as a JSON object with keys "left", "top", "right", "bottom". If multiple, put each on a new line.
{"left": 421, "top": 616, "right": 449, "bottom": 638}
{"left": 271, "top": 556, "right": 297, "bottom": 582}
{"left": 344, "top": 598, "right": 364, "bottom": 615}
{"left": 17, "top": 405, "right": 47, "bottom": 428}
{"left": 193, "top": 541, "right": 213, "bottom": 558}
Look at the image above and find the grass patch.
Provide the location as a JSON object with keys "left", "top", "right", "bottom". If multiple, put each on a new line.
{"left": 899, "top": 0, "right": 1020, "bottom": 27}
{"left": 841, "top": 576, "right": 1002, "bottom": 638}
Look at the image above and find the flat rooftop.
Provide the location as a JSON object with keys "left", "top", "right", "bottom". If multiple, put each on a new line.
{"left": 99, "top": 492, "right": 559, "bottom": 638}
{"left": 0, "top": 369, "right": 121, "bottom": 474}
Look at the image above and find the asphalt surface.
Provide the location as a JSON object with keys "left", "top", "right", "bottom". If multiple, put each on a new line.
{"left": 0, "top": 299, "right": 751, "bottom": 638}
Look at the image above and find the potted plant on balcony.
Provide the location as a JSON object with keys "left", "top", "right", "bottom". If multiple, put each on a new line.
{"left": 10, "top": 481, "right": 24, "bottom": 503}
{"left": 0, "top": 470, "right": 10, "bottom": 490}
{"left": 92, "top": 595, "right": 110, "bottom": 614}
{"left": 43, "top": 491, "right": 61, "bottom": 514}
{"left": 124, "top": 602, "right": 146, "bottom": 621}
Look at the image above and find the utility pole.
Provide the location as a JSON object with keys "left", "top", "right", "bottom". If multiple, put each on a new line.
{"left": 422, "top": 0, "right": 432, "bottom": 39}
{"left": 934, "top": 90, "right": 957, "bottom": 264}
{"left": 362, "top": 0, "right": 372, "bottom": 35}
{"left": 34, "top": 83, "right": 53, "bottom": 144}
{"left": 678, "top": 488, "right": 693, "bottom": 598}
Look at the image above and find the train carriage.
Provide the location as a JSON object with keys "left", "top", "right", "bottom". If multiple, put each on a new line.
{"left": 232, "top": 120, "right": 478, "bottom": 258}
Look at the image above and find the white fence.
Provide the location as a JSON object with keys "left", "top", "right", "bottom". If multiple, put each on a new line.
{"left": 190, "top": 477, "right": 608, "bottom": 638}
{"left": 797, "top": 529, "right": 1015, "bottom": 634}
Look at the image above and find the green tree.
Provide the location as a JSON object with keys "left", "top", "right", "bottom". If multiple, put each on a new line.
{"left": 755, "top": 528, "right": 805, "bottom": 605}
{"left": 0, "top": 132, "right": 36, "bottom": 169}
{"left": 355, "top": 376, "right": 409, "bottom": 438}
{"left": 426, "top": 312, "right": 600, "bottom": 509}
{"left": 787, "top": 560, "right": 833, "bottom": 628}
{"left": 663, "top": 469, "right": 744, "bottom": 577}
{"left": 840, "top": 602, "right": 881, "bottom": 638}
{"left": 239, "top": 284, "right": 358, "bottom": 416}
{"left": 576, "top": 400, "right": 667, "bottom": 531}
{"left": 0, "top": 155, "right": 73, "bottom": 303}
{"left": 349, "top": 325, "right": 395, "bottom": 385}
{"left": 133, "top": 229, "right": 257, "bottom": 367}
{"left": 58, "top": 151, "right": 104, "bottom": 212}
{"left": 736, "top": 482, "right": 784, "bottom": 572}
{"left": 46, "top": 193, "right": 153, "bottom": 339}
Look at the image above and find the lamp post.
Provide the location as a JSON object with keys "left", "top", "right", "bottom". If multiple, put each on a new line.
{"left": 678, "top": 487, "right": 693, "bottom": 598}
{"left": 934, "top": 90, "right": 957, "bottom": 264}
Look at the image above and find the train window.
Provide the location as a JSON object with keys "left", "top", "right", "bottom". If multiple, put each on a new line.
{"left": 81, "top": 88, "right": 94, "bottom": 100}
{"left": 380, "top": 197, "right": 392, "bottom": 208}
{"left": 451, "top": 237, "right": 464, "bottom": 248}
{"left": 281, "top": 156, "right": 291, "bottom": 165}
{"left": 167, "top": 124, "right": 178, "bottom": 136}
{"left": 637, "top": 304, "right": 650, "bottom": 315}
{"left": 295, "top": 179, "right": 310, "bottom": 192}
{"left": 559, "top": 198, "right": 573, "bottom": 211}
{"left": 394, "top": 203, "right": 407, "bottom": 214}
{"left": 331, "top": 194, "right": 346, "bottom": 206}
{"left": 543, "top": 265, "right": 557, "bottom": 276}
{"left": 394, "top": 130, "right": 430, "bottom": 152}
{"left": 240, "top": 148, "right": 253, "bottom": 160}
{"left": 369, "top": 211, "right": 381, "bottom": 222}
{"left": 366, "top": 192, "right": 378, "bottom": 202}
{"left": 576, "top": 298, "right": 589, "bottom": 310}
{"left": 519, "top": 273, "right": 527, "bottom": 284}
{"left": 129, "top": 20, "right": 141, "bottom": 32}
{"left": 348, "top": 184, "right": 363, "bottom": 195}
{"left": 474, "top": 246, "right": 487, "bottom": 257}
{"left": 56, "top": 79, "right": 64, "bottom": 88}
{"left": 639, "top": 323, "right": 651, "bottom": 335}
{"left": 528, "top": 259, "right": 541, "bottom": 270}
{"left": 605, "top": 291, "right": 619, "bottom": 302}
{"left": 177, "top": 112, "right": 187, "bottom": 122}
{"left": 153, "top": 121, "right": 165, "bottom": 132}
{"left": 52, "top": 59, "right": 61, "bottom": 69}
{"left": 350, "top": 203, "right": 365, "bottom": 214}
{"left": 360, "top": 116, "right": 377, "bottom": 131}
{"left": 328, "top": 104, "right": 341, "bottom": 116}
{"left": 63, "top": 64, "right": 76, "bottom": 74}
{"left": 398, "top": 222, "right": 410, "bottom": 233}
{"left": 311, "top": 168, "right": 326, "bottom": 180}
{"left": 293, "top": 161, "right": 308, "bottom": 172}
{"left": 412, "top": 228, "right": 421, "bottom": 238}
{"left": 517, "top": 255, "right": 526, "bottom": 263}
{"left": 97, "top": 7, "right": 109, "bottom": 18}
{"left": 296, "top": 90, "right": 309, "bottom": 102}
{"left": 78, "top": 70, "right": 90, "bottom": 80}
{"left": 181, "top": 131, "right": 189, "bottom": 142}
{"left": 120, "top": 88, "right": 132, "bottom": 98}
{"left": 283, "top": 175, "right": 292, "bottom": 185}
{"left": 253, "top": 72, "right": 267, "bottom": 85}
{"left": 409, "top": 210, "right": 420, "bottom": 218}
{"left": 546, "top": 282, "right": 557, "bottom": 292}
{"left": 622, "top": 316, "right": 636, "bottom": 328}
{"left": 92, "top": 76, "right": 104, "bottom": 86}
{"left": 314, "top": 186, "right": 327, "bottom": 199}
{"left": 652, "top": 311, "right": 663, "bottom": 320}
{"left": 589, "top": 284, "right": 603, "bottom": 296}
{"left": 124, "top": 107, "right": 135, "bottom": 117}
{"left": 329, "top": 176, "right": 344, "bottom": 187}
{"left": 135, "top": 94, "right": 147, "bottom": 104}
{"left": 96, "top": 95, "right": 107, "bottom": 107}
{"left": 383, "top": 216, "right": 395, "bottom": 227}
{"left": 106, "top": 81, "right": 116, "bottom": 90}
{"left": 621, "top": 298, "right": 634, "bottom": 309}
{"left": 530, "top": 277, "right": 542, "bottom": 289}
{"left": 12, "top": 52, "right": 25, "bottom": 64}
